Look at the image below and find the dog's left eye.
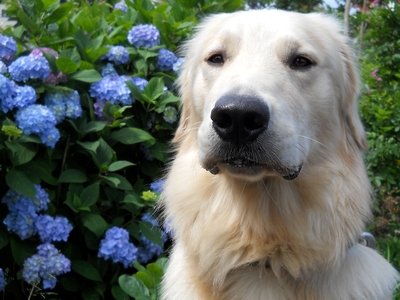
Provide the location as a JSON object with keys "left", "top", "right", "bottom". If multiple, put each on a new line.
{"left": 207, "top": 54, "right": 224, "bottom": 65}
{"left": 291, "top": 56, "right": 313, "bottom": 68}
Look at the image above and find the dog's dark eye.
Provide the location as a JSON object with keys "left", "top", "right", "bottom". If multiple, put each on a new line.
{"left": 208, "top": 54, "right": 224, "bottom": 65}
{"left": 291, "top": 56, "right": 313, "bottom": 68}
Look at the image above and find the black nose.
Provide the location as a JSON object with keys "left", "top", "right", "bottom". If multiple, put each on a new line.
{"left": 211, "top": 94, "right": 270, "bottom": 144}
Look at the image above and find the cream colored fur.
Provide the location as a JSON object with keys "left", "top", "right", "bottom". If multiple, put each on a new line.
{"left": 160, "top": 9, "right": 399, "bottom": 300}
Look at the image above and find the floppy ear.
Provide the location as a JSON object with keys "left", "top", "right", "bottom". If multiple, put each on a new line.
{"left": 340, "top": 42, "right": 368, "bottom": 151}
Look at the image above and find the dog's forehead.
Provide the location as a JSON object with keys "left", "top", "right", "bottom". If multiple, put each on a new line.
{"left": 192, "top": 10, "right": 339, "bottom": 58}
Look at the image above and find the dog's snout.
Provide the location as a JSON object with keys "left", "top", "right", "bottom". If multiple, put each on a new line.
{"left": 211, "top": 95, "right": 270, "bottom": 143}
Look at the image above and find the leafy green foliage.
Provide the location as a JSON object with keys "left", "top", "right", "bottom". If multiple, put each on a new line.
{"left": 0, "top": 0, "right": 243, "bottom": 299}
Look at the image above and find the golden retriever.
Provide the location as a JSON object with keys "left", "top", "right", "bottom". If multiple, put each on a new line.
{"left": 160, "top": 9, "right": 399, "bottom": 300}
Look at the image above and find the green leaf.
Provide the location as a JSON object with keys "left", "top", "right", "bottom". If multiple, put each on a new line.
{"left": 156, "top": 95, "right": 180, "bottom": 112}
{"left": 72, "top": 260, "right": 103, "bottom": 281}
{"left": 11, "top": 236, "right": 37, "bottom": 266}
{"left": 96, "top": 138, "right": 114, "bottom": 167}
{"left": 144, "top": 77, "right": 165, "bottom": 101}
{"left": 82, "top": 213, "right": 108, "bottom": 238}
{"left": 108, "top": 161, "right": 135, "bottom": 172}
{"left": 56, "top": 57, "right": 79, "bottom": 74}
{"left": 111, "top": 285, "right": 129, "bottom": 300}
{"left": 5, "top": 141, "right": 37, "bottom": 166}
{"left": 18, "top": 159, "right": 58, "bottom": 186}
{"left": 80, "top": 182, "right": 100, "bottom": 207}
{"left": 58, "top": 169, "right": 88, "bottom": 183}
{"left": 134, "top": 272, "right": 152, "bottom": 289}
{"left": 80, "top": 121, "right": 107, "bottom": 134}
{"left": 139, "top": 221, "right": 162, "bottom": 246}
{"left": 60, "top": 47, "right": 82, "bottom": 66}
{"left": 69, "top": 70, "right": 102, "bottom": 82}
{"left": 0, "top": 225, "right": 10, "bottom": 250}
{"left": 77, "top": 140, "right": 100, "bottom": 153}
{"left": 17, "top": 10, "right": 39, "bottom": 35}
{"left": 6, "top": 169, "right": 36, "bottom": 199}
{"left": 126, "top": 80, "right": 144, "bottom": 102}
{"left": 118, "top": 275, "right": 151, "bottom": 298}
{"left": 60, "top": 275, "right": 79, "bottom": 292}
{"left": 103, "top": 173, "right": 133, "bottom": 190}
{"left": 137, "top": 49, "right": 159, "bottom": 61}
{"left": 42, "top": 51, "right": 59, "bottom": 74}
{"left": 44, "top": 2, "right": 73, "bottom": 24}
{"left": 109, "top": 128, "right": 155, "bottom": 145}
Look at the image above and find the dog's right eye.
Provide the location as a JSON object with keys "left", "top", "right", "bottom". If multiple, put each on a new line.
{"left": 207, "top": 54, "right": 224, "bottom": 65}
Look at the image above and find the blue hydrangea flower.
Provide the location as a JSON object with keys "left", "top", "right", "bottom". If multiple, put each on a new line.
{"left": 0, "top": 61, "right": 7, "bottom": 73}
{"left": 150, "top": 179, "right": 165, "bottom": 193}
{"left": 0, "top": 268, "right": 5, "bottom": 290}
{"left": 129, "top": 76, "right": 148, "bottom": 91}
{"left": 98, "top": 227, "right": 138, "bottom": 268}
{"left": 2, "top": 185, "right": 50, "bottom": 240}
{"left": 101, "top": 63, "right": 118, "bottom": 77}
{"left": 93, "top": 100, "right": 107, "bottom": 120}
{"left": 0, "top": 34, "right": 17, "bottom": 59}
{"left": 103, "top": 46, "right": 130, "bottom": 65}
{"left": 2, "top": 185, "right": 50, "bottom": 213}
{"left": 22, "top": 243, "right": 71, "bottom": 289}
{"left": 13, "top": 85, "right": 37, "bottom": 109}
{"left": 45, "top": 90, "right": 82, "bottom": 123}
{"left": 0, "top": 74, "right": 17, "bottom": 113}
{"left": 137, "top": 234, "right": 163, "bottom": 264}
{"left": 163, "top": 106, "right": 178, "bottom": 123}
{"left": 90, "top": 75, "right": 133, "bottom": 106}
{"left": 15, "top": 104, "right": 60, "bottom": 148}
{"left": 114, "top": 1, "right": 128, "bottom": 12}
{"left": 173, "top": 57, "right": 185, "bottom": 73}
{"left": 9, "top": 55, "right": 50, "bottom": 82}
{"left": 157, "top": 49, "right": 178, "bottom": 72}
{"left": 137, "top": 213, "right": 166, "bottom": 264}
{"left": 35, "top": 215, "right": 73, "bottom": 243}
{"left": 127, "top": 24, "right": 160, "bottom": 49}
{"left": 3, "top": 209, "right": 38, "bottom": 240}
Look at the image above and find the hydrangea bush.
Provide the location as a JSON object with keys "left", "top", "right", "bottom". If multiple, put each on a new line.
{"left": 0, "top": 0, "right": 242, "bottom": 298}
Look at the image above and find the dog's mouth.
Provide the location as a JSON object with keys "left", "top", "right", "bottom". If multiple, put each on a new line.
{"left": 206, "top": 157, "right": 302, "bottom": 180}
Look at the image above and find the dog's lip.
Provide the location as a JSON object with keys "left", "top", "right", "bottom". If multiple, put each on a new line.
{"left": 274, "top": 165, "right": 302, "bottom": 180}
{"left": 206, "top": 157, "right": 302, "bottom": 180}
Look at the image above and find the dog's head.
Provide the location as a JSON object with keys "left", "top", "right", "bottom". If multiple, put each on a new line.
{"left": 174, "top": 10, "right": 366, "bottom": 181}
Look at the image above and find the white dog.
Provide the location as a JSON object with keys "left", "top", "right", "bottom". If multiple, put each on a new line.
{"left": 160, "top": 9, "right": 399, "bottom": 300}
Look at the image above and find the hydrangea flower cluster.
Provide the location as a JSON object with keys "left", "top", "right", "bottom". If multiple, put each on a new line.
{"left": 0, "top": 268, "right": 5, "bottom": 290}
{"left": 163, "top": 106, "right": 178, "bottom": 123}
{"left": 35, "top": 215, "right": 73, "bottom": 243}
{"left": 0, "top": 61, "right": 7, "bottom": 73}
{"left": 173, "top": 57, "right": 185, "bottom": 73}
{"left": 101, "top": 63, "right": 118, "bottom": 77}
{"left": 98, "top": 227, "right": 138, "bottom": 268}
{"left": 90, "top": 75, "right": 133, "bottom": 106}
{"left": 2, "top": 185, "right": 50, "bottom": 240}
{"left": 150, "top": 179, "right": 165, "bottom": 193}
{"left": 22, "top": 243, "right": 71, "bottom": 289}
{"left": 0, "top": 34, "right": 17, "bottom": 59}
{"left": 44, "top": 90, "right": 82, "bottom": 123}
{"left": 9, "top": 55, "right": 50, "bottom": 82}
{"left": 157, "top": 49, "right": 178, "bottom": 72}
{"left": 0, "top": 74, "right": 37, "bottom": 113}
{"left": 130, "top": 76, "right": 148, "bottom": 91}
{"left": 127, "top": 24, "right": 160, "bottom": 49}
{"left": 137, "top": 212, "right": 167, "bottom": 264}
{"left": 30, "top": 48, "right": 67, "bottom": 84}
{"left": 114, "top": 1, "right": 128, "bottom": 13}
{"left": 103, "top": 46, "right": 130, "bottom": 65}
{"left": 15, "top": 104, "right": 60, "bottom": 148}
